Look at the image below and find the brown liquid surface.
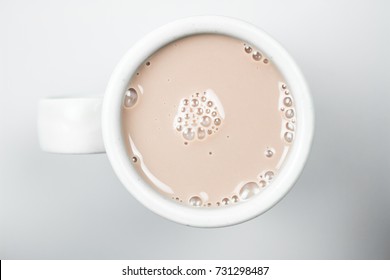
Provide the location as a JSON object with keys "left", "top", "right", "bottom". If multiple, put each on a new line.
{"left": 121, "top": 34, "right": 296, "bottom": 207}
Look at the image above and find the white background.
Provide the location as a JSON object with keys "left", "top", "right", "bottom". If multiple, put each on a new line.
{"left": 0, "top": 0, "right": 389, "bottom": 259}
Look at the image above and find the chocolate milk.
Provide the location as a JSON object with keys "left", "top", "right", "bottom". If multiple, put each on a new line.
{"left": 121, "top": 34, "right": 296, "bottom": 207}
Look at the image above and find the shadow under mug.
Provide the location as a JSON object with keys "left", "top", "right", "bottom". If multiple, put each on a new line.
{"left": 38, "top": 16, "right": 314, "bottom": 227}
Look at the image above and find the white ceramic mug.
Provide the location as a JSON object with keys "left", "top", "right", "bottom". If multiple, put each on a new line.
{"left": 38, "top": 16, "right": 314, "bottom": 227}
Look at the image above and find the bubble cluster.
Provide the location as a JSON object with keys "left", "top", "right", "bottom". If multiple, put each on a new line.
{"left": 278, "top": 83, "right": 296, "bottom": 144}
{"left": 123, "top": 88, "right": 138, "bottom": 108}
{"left": 173, "top": 89, "right": 224, "bottom": 144}
{"left": 186, "top": 192, "right": 244, "bottom": 208}
{"left": 186, "top": 167, "right": 276, "bottom": 207}
{"left": 234, "top": 170, "right": 276, "bottom": 202}
{"left": 243, "top": 44, "right": 269, "bottom": 64}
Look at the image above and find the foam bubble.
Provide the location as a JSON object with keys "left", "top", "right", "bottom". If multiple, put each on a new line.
{"left": 283, "top": 97, "right": 292, "bottom": 107}
{"left": 197, "top": 127, "right": 206, "bottom": 140}
{"left": 252, "top": 51, "right": 262, "bottom": 61}
{"left": 264, "top": 171, "right": 274, "bottom": 180}
{"left": 201, "top": 116, "right": 211, "bottom": 127}
{"left": 183, "top": 128, "right": 195, "bottom": 140}
{"left": 222, "top": 198, "right": 230, "bottom": 205}
{"left": 244, "top": 45, "right": 252, "bottom": 53}
{"left": 265, "top": 147, "right": 274, "bottom": 158}
{"left": 124, "top": 88, "right": 138, "bottom": 108}
{"left": 284, "top": 132, "right": 293, "bottom": 143}
{"left": 239, "top": 182, "right": 260, "bottom": 200}
{"left": 285, "top": 109, "right": 294, "bottom": 118}
{"left": 286, "top": 122, "right": 295, "bottom": 131}
{"left": 189, "top": 196, "right": 202, "bottom": 207}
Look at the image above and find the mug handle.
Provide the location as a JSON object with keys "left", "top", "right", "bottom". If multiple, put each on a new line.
{"left": 38, "top": 97, "right": 105, "bottom": 154}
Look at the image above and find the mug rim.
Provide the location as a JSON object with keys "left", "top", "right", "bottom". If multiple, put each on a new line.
{"left": 102, "top": 16, "right": 314, "bottom": 227}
